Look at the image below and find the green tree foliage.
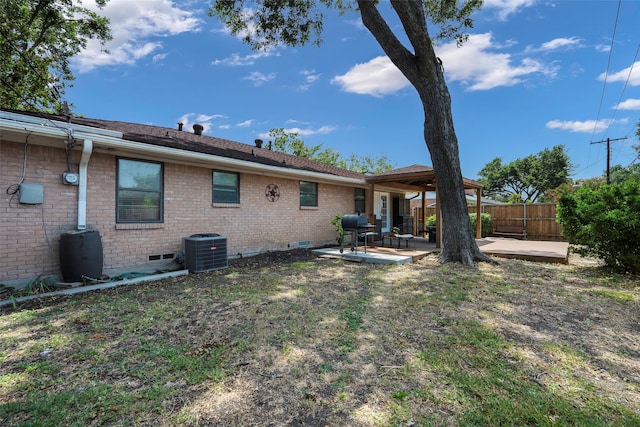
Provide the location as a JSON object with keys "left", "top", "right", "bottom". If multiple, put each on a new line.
{"left": 267, "top": 128, "right": 394, "bottom": 173}
{"left": 478, "top": 145, "right": 573, "bottom": 203}
{"left": 0, "top": 0, "right": 112, "bottom": 112}
{"left": 341, "top": 153, "right": 394, "bottom": 174}
{"left": 609, "top": 145, "right": 640, "bottom": 184}
{"left": 269, "top": 127, "right": 336, "bottom": 159}
{"left": 557, "top": 177, "right": 640, "bottom": 273}
{"left": 542, "top": 181, "right": 575, "bottom": 203}
{"left": 210, "top": 0, "right": 490, "bottom": 266}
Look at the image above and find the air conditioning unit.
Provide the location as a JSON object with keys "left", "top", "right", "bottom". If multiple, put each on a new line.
{"left": 182, "top": 234, "right": 228, "bottom": 273}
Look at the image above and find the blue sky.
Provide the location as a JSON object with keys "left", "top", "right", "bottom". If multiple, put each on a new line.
{"left": 66, "top": 0, "right": 640, "bottom": 181}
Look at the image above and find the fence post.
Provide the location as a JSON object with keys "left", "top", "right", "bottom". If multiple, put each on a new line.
{"left": 523, "top": 203, "right": 527, "bottom": 239}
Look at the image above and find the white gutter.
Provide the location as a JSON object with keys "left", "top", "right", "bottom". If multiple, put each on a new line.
{"left": 83, "top": 133, "right": 365, "bottom": 186}
{"left": 77, "top": 139, "right": 93, "bottom": 230}
{"left": 0, "top": 115, "right": 365, "bottom": 186}
{"left": 0, "top": 110, "right": 123, "bottom": 138}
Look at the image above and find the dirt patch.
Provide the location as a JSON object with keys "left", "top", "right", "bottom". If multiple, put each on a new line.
{"left": 229, "top": 247, "right": 318, "bottom": 268}
{"left": 1, "top": 249, "right": 639, "bottom": 426}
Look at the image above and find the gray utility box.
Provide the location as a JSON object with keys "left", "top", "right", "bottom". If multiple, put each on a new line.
{"left": 182, "top": 234, "right": 228, "bottom": 273}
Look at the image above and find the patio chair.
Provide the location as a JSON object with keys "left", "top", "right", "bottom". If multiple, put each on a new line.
{"left": 395, "top": 233, "right": 415, "bottom": 250}
{"left": 359, "top": 230, "right": 378, "bottom": 253}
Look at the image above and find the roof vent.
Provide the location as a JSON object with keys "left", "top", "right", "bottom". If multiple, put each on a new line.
{"left": 254, "top": 139, "right": 263, "bottom": 148}
{"left": 178, "top": 122, "right": 183, "bottom": 131}
{"left": 193, "top": 124, "right": 203, "bottom": 135}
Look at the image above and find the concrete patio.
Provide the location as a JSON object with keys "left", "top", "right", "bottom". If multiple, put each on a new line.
{"left": 313, "top": 236, "right": 569, "bottom": 265}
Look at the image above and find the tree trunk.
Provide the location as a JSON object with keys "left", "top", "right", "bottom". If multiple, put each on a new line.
{"left": 358, "top": 0, "right": 492, "bottom": 266}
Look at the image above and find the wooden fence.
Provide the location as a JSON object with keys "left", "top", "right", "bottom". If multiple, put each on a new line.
{"left": 412, "top": 203, "right": 564, "bottom": 241}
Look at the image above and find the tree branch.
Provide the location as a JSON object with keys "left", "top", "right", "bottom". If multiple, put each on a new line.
{"left": 26, "top": 0, "right": 48, "bottom": 29}
{"left": 389, "top": 0, "right": 431, "bottom": 55}
{"left": 356, "top": 0, "right": 419, "bottom": 82}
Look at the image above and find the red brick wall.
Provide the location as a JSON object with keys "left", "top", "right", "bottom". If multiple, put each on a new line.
{"left": 1, "top": 140, "right": 358, "bottom": 283}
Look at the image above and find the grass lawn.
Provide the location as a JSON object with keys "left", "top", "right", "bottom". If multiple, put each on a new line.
{"left": 1, "top": 251, "right": 639, "bottom": 426}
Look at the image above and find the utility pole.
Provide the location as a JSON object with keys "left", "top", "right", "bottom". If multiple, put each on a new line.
{"left": 591, "top": 137, "right": 628, "bottom": 184}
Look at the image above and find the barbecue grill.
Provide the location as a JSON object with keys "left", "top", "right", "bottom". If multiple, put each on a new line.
{"left": 341, "top": 214, "right": 376, "bottom": 253}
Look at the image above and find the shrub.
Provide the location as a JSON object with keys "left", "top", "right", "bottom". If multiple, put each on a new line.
{"left": 425, "top": 213, "right": 492, "bottom": 237}
{"left": 470, "top": 212, "right": 492, "bottom": 238}
{"left": 556, "top": 176, "right": 640, "bottom": 273}
{"left": 331, "top": 213, "right": 344, "bottom": 244}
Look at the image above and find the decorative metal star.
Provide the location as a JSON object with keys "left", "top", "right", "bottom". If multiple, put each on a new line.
{"left": 265, "top": 184, "right": 280, "bottom": 202}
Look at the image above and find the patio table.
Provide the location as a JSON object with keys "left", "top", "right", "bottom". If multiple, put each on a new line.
{"left": 383, "top": 234, "right": 415, "bottom": 250}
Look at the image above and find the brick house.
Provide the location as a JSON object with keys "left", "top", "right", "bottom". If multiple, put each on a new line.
{"left": 1, "top": 109, "right": 483, "bottom": 285}
{"left": 1, "top": 109, "right": 376, "bottom": 285}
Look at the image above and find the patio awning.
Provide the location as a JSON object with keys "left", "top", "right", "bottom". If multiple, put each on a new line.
{"left": 365, "top": 164, "right": 483, "bottom": 191}
{"left": 364, "top": 164, "right": 484, "bottom": 245}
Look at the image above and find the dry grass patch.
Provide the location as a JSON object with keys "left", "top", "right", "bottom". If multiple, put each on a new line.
{"left": 1, "top": 250, "right": 639, "bottom": 426}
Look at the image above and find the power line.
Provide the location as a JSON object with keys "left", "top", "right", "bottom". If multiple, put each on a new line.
{"left": 589, "top": 0, "right": 622, "bottom": 143}
{"left": 604, "top": 42, "right": 639, "bottom": 168}
{"left": 590, "top": 136, "right": 628, "bottom": 184}
{"left": 606, "top": 43, "right": 639, "bottom": 135}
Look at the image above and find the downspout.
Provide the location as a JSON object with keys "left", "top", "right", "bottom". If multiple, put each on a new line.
{"left": 77, "top": 139, "right": 93, "bottom": 230}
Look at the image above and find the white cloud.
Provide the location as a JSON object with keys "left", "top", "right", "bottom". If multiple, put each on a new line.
{"left": 284, "top": 125, "right": 336, "bottom": 136}
{"left": 482, "top": 0, "right": 536, "bottom": 20}
{"left": 236, "top": 120, "right": 254, "bottom": 127}
{"left": 152, "top": 53, "right": 168, "bottom": 63}
{"left": 538, "top": 37, "right": 582, "bottom": 52}
{"left": 257, "top": 125, "right": 335, "bottom": 140}
{"left": 196, "top": 113, "right": 227, "bottom": 122}
{"left": 177, "top": 112, "right": 227, "bottom": 135}
{"left": 331, "top": 29, "right": 576, "bottom": 97}
{"left": 244, "top": 72, "right": 276, "bottom": 86}
{"left": 345, "top": 18, "right": 365, "bottom": 31}
{"left": 73, "top": 0, "right": 202, "bottom": 72}
{"left": 332, "top": 33, "right": 560, "bottom": 97}
{"left": 298, "top": 69, "right": 321, "bottom": 91}
{"left": 438, "top": 33, "right": 557, "bottom": 90}
{"left": 302, "top": 69, "right": 321, "bottom": 84}
{"left": 331, "top": 56, "right": 409, "bottom": 97}
{"left": 614, "top": 98, "right": 640, "bottom": 110}
{"left": 212, "top": 51, "right": 275, "bottom": 66}
{"left": 599, "top": 61, "right": 640, "bottom": 86}
{"left": 521, "top": 36, "right": 584, "bottom": 57}
{"left": 546, "top": 118, "right": 628, "bottom": 133}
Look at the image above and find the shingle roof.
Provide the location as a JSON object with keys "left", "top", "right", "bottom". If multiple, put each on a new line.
{"left": 370, "top": 164, "right": 435, "bottom": 178}
{"left": 3, "top": 109, "right": 481, "bottom": 189}
{"left": 367, "top": 164, "right": 482, "bottom": 190}
{"left": 6, "top": 109, "right": 365, "bottom": 180}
